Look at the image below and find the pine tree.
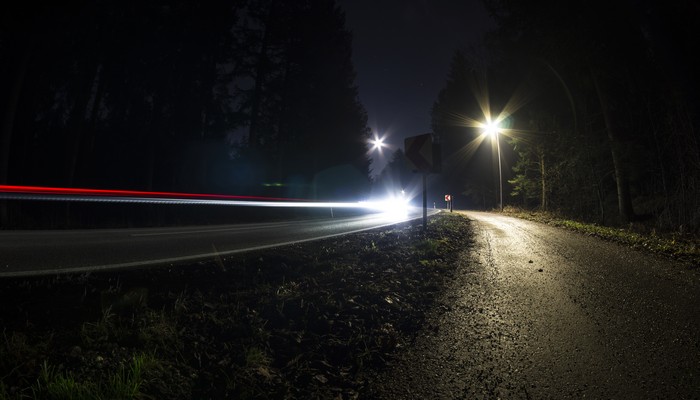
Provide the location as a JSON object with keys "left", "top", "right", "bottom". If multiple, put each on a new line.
{"left": 238, "top": 0, "right": 371, "bottom": 199}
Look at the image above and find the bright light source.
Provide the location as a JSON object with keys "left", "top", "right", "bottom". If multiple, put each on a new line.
{"left": 483, "top": 120, "right": 500, "bottom": 137}
{"left": 359, "top": 193, "right": 411, "bottom": 221}
{"left": 369, "top": 135, "right": 386, "bottom": 151}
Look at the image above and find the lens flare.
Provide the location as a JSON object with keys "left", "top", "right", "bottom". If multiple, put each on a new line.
{"left": 369, "top": 135, "right": 386, "bottom": 152}
{"left": 359, "top": 195, "right": 412, "bottom": 221}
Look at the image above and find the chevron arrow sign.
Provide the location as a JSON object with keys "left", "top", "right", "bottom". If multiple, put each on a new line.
{"left": 404, "top": 133, "right": 433, "bottom": 173}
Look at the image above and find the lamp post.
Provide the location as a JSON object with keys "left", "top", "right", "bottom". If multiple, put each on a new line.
{"left": 483, "top": 121, "right": 503, "bottom": 212}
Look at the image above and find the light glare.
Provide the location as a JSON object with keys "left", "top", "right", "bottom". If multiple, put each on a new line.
{"left": 369, "top": 135, "right": 386, "bottom": 152}
{"left": 359, "top": 195, "right": 411, "bottom": 221}
{"left": 481, "top": 119, "right": 501, "bottom": 137}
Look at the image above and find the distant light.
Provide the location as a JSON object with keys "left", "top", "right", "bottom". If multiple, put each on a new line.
{"left": 369, "top": 135, "right": 386, "bottom": 151}
{"left": 359, "top": 194, "right": 411, "bottom": 221}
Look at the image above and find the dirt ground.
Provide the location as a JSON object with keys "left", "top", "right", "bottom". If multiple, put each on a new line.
{"left": 0, "top": 212, "right": 472, "bottom": 399}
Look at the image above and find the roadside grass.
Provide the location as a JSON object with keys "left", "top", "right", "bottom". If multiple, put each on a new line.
{"left": 29, "top": 353, "right": 156, "bottom": 400}
{"left": 0, "top": 212, "right": 474, "bottom": 399}
{"left": 415, "top": 237, "right": 450, "bottom": 268}
{"left": 1, "top": 330, "right": 50, "bottom": 400}
{"left": 0, "top": 353, "right": 156, "bottom": 400}
{"left": 414, "top": 218, "right": 460, "bottom": 263}
{"left": 503, "top": 207, "right": 700, "bottom": 265}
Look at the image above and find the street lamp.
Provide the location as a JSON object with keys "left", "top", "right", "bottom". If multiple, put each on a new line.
{"left": 483, "top": 120, "right": 503, "bottom": 212}
{"left": 369, "top": 135, "right": 386, "bottom": 152}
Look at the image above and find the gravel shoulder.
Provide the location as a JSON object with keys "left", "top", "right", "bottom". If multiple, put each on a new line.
{"left": 370, "top": 211, "right": 700, "bottom": 399}
{"left": 3, "top": 211, "right": 699, "bottom": 399}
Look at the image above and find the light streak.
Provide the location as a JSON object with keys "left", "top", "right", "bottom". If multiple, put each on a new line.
{"left": 0, "top": 185, "right": 416, "bottom": 214}
{"left": 0, "top": 184, "right": 294, "bottom": 201}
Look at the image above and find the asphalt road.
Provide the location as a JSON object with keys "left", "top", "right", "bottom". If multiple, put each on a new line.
{"left": 0, "top": 209, "right": 436, "bottom": 277}
{"left": 373, "top": 211, "right": 700, "bottom": 399}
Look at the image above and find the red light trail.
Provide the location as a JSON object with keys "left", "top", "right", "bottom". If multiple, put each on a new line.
{"left": 0, "top": 185, "right": 297, "bottom": 202}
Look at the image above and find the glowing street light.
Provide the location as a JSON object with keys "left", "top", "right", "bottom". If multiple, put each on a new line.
{"left": 483, "top": 119, "right": 503, "bottom": 212}
{"left": 369, "top": 135, "right": 386, "bottom": 152}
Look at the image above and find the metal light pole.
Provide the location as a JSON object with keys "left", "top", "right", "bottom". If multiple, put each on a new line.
{"left": 483, "top": 120, "right": 503, "bottom": 212}
{"left": 495, "top": 131, "right": 503, "bottom": 212}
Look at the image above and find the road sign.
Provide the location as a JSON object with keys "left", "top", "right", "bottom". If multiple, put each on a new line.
{"left": 445, "top": 194, "right": 451, "bottom": 202}
{"left": 405, "top": 133, "right": 434, "bottom": 173}
{"left": 405, "top": 133, "right": 442, "bottom": 230}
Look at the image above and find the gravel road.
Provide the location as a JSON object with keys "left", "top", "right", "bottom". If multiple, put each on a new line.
{"left": 370, "top": 211, "right": 700, "bottom": 399}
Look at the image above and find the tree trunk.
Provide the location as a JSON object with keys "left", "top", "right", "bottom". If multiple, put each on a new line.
{"left": 592, "top": 72, "right": 635, "bottom": 223}
{"left": 538, "top": 147, "right": 547, "bottom": 211}
{"left": 146, "top": 95, "right": 162, "bottom": 191}
{"left": 83, "top": 63, "right": 107, "bottom": 184}
{"left": 0, "top": 46, "right": 31, "bottom": 227}
{"left": 66, "top": 61, "right": 100, "bottom": 187}
{"left": 64, "top": 61, "right": 99, "bottom": 227}
{"left": 248, "top": 2, "right": 275, "bottom": 149}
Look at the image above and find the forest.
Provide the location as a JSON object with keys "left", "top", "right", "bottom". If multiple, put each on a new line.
{"left": 2, "top": 0, "right": 698, "bottom": 232}
{"left": 426, "top": 0, "right": 699, "bottom": 230}
{"left": 0, "top": 0, "right": 371, "bottom": 227}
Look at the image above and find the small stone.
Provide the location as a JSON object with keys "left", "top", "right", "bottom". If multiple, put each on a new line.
{"left": 69, "top": 346, "right": 82, "bottom": 357}
{"left": 538, "top": 268, "right": 543, "bottom": 272}
{"left": 528, "top": 260, "right": 533, "bottom": 263}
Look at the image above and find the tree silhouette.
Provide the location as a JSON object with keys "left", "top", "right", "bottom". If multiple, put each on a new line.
{"left": 476, "top": 0, "right": 699, "bottom": 228}
{"left": 0, "top": 0, "right": 371, "bottom": 227}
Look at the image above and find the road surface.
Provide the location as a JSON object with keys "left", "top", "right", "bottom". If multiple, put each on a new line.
{"left": 0, "top": 209, "right": 436, "bottom": 277}
{"left": 372, "top": 211, "right": 700, "bottom": 399}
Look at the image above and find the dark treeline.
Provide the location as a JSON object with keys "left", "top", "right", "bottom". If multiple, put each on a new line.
{"left": 0, "top": 0, "right": 371, "bottom": 227}
{"left": 431, "top": 0, "right": 699, "bottom": 230}
{"left": 371, "top": 148, "right": 418, "bottom": 199}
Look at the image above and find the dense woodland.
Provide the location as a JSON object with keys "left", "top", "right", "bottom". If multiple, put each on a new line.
{"left": 428, "top": 0, "right": 699, "bottom": 230}
{"left": 0, "top": 0, "right": 371, "bottom": 227}
{"left": 2, "top": 1, "right": 698, "bottom": 231}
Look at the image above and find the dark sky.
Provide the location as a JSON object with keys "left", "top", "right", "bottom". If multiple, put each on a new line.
{"left": 337, "top": 0, "right": 496, "bottom": 175}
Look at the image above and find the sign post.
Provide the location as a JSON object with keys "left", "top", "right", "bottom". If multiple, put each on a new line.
{"left": 445, "top": 194, "right": 452, "bottom": 212}
{"left": 405, "top": 133, "right": 441, "bottom": 231}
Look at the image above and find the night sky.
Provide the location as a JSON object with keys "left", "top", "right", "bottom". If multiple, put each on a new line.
{"left": 337, "top": 0, "right": 496, "bottom": 175}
